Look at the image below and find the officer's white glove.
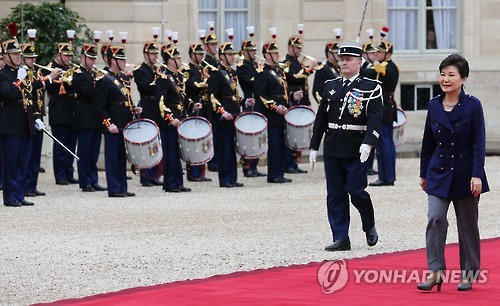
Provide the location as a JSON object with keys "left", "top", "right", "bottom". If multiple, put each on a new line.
{"left": 309, "top": 149, "right": 318, "bottom": 170}
{"left": 34, "top": 119, "right": 45, "bottom": 131}
{"left": 17, "top": 67, "right": 28, "bottom": 81}
{"left": 359, "top": 144, "right": 373, "bottom": 163}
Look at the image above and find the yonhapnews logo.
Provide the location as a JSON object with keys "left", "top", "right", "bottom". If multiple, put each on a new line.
{"left": 317, "top": 260, "right": 349, "bottom": 294}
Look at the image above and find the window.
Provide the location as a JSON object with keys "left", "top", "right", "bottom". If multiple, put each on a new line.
{"left": 387, "top": 0, "right": 458, "bottom": 52}
{"left": 199, "top": 0, "right": 251, "bottom": 50}
{"left": 401, "top": 84, "right": 442, "bottom": 111}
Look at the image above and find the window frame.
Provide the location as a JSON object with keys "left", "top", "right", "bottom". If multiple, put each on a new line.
{"left": 387, "top": 0, "right": 460, "bottom": 54}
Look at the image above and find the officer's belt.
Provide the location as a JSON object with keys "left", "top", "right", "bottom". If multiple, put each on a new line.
{"left": 329, "top": 123, "right": 367, "bottom": 131}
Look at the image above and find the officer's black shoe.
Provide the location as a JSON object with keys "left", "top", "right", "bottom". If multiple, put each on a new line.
{"left": 165, "top": 188, "right": 181, "bottom": 193}
{"left": 366, "top": 227, "right": 378, "bottom": 246}
{"left": 367, "top": 168, "right": 378, "bottom": 175}
{"left": 33, "top": 190, "right": 46, "bottom": 196}
{"left": 56, "top": 180, "right": 70, "bottom": 185}
{"left": 25, "top": 191, "right": 37, "bottom": 197}
{"left": 141, "top": 182, "right": 154, "bottom": 187}
{"left": 68, "top": 178, "right": 79, "bottom": 184}
{"left": 284, "top": 168, "right": 298, "bottom": 174}
{"left": 255, "top": 170, "right": 266, "bottom": 177}
{"left": 369, "top": 179, "right": 394, "bottom": 187}
{"left": 269, "top": 177, "right": 292, "bottom": 183}
{"left": 81, "top": 185, "right": 95, "bottom": 192}
{"left": 220, "top": 183, "right": 235, "bottom": 188}
{"left": 295, "top": 167, "right": 308, "bottom": 174}
{"left": 21, "top": 199, "right": 35, "bottom": 206}
{"left": 179, "top": 186, "right": 191, "bottom": 192}
{"left": 5, "top": 201, "right": 22, "bottom": 207}
{"left": 109, "top": 193, "right": 127, "bottom": 197}
{"left": 325, "top": 240, "right": 351, "bottom": 251}
{"left": 233, "top": 182, "right": 244, "bottom": 187}
{"left": 152, "top": 179, "right": 163, "bottom": 186}
{"left": 125, "top": 192, "right": 136, "bottom": 197}
{"left": 39, "top": 167, "right": 46, "bottom": 173}
{"left": 92, "top": 184, "right": 107, "bottom": 191}
{"left": 244, "top": 170, "right": 258, "bottom": 178}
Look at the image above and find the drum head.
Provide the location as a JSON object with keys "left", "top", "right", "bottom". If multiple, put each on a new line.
{"left": 123, "top": 120, "right": 158, "bottom": 143}
{"left": 178, "top": 117, "right": 211, "bottom": 139}
{"left": 235, "top": 113, "right": 267, "bottom": 134}
{"left": 285, "top": 107, "right": 315, "bottom": 126}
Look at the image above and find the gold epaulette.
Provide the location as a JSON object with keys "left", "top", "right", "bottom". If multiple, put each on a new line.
{"left": 315, "top": 63, "right": 325, "bottom": 71}
{"left": 211, "top": 93, "right": 222, "bottom": 111}
{"left": 293, "top": 68, "right": 308, "bottom": 79}
{"left": 194, "top": 80, "right": 208, "bottom": 88}
{"left": 315, "top": 91, "right": 322, "bottom": 103}
{"left": 237, "top": 61, "right": 243, "bottom": 67}
{"left": 133, "top": 65, "right": 141, "bottom": 71}
{"left": 96, "top": 73, "right": 106, "bottom": 81}
{"left": 256, "top": 65, "right": 264, "bottom": 73}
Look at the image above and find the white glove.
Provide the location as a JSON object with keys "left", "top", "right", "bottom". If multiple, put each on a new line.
{"left": 309, "top": 149, "right": 318, "bottom": 169}
{"left": 17, "top": 67, "right": 27, "bottom": 81}
{"left": 359, "top": 144, "right": 373, "bottom": 163}
{"left": 34, "top": 119, "right": 45, "bottom": 131}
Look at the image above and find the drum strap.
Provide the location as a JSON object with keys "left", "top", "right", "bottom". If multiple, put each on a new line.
{"left": 105, "top": 73, "right": 132, "bottom": 107}
{"left": 269, "top": 69, "right": 289, "bottom": 102}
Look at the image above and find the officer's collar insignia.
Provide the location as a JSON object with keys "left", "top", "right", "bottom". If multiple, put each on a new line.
{"left": 329, "top": 89, "right": 336, "bottom": 96}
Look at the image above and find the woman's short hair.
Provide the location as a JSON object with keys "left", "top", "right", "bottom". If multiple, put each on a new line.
{"left": 439, "top": 53, "right": 469, "bottom": 78}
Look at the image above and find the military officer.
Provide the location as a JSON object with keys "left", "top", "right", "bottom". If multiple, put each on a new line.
{"left": 73, "top": 42, "right": 107, "bottom": 192}
{"left": 94, "top": 44, "right": 141, "bottom": 197}
{"left": 208, "top": 40, "right": 247, "bottom": 188}
{"left": 254, "top": 37, "right": 297, "bottom": 184}
{"left": 155, "top": 44, "right": 193, "bottom": 193}
{"left": 309, "top": 41, "right": 383, "bottom": 251}
{"left": 133, "top": 39, "right": 163, "bottom": 187}
{"left": 183, "top": 42, "right": 212, "bottom": 182}
{"left": 0, "top": 27, "right": 60, "bottom": 206}
{"left": 368, "top": 27, "right": 399, "bottom": 187}
{"left": 236, "top": 26, "right": 266, "bottom": 178}
{"left": 45, "top": 36, "right": 79, "bottom": 185}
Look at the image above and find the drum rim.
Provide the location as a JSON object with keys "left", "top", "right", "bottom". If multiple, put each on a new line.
{"left": 179, "top": 150, "right": 214, "bottom": 166}
{"left": 123, "top": 118, "right": 161, "bottom": 145}
{"left": 178, "top": 116, "right": 212, "bottom": 141}
{"left": 285, "top": 105, "right": 316, "bottom": 128}
{"left": 234, "top": 111, "right": 268, "bottom": 136}
{"left": 125, "top": 144, "right": 163, "bottom": 169}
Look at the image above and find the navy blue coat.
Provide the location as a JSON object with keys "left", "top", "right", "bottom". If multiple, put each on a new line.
{"left": 420, "top": 90, "right": 489, "bottom": 199}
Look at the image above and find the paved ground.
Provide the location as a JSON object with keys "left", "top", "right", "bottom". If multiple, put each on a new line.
{"left": 1, "top": 157, "right": 499, "bottom": 305}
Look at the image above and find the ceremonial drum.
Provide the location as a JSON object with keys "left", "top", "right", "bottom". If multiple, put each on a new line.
{"left": 393, "top": 108, "right": 407, "bottom": 147}
{"left": 177, "top": 116, "right": 214, "bottom": 165}
{"left": 234, "top": 112, "right": 268, "bottom": 158}
{"left": 284, "top": 106, "right": 316, "bottom": 150}
{"left": 123, "top": 119, "right": 163, "bottom": 169}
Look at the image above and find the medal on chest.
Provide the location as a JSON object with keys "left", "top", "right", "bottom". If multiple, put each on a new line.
{"left": 346, "top": 90, "right": 364, "bottom": 118}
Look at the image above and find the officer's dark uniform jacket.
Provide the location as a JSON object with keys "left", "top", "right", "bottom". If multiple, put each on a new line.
{"left": 237, "top": 59, "right": 260, "bottom": 113}
{"left": 183, "top": 62, "right": 208, "bottom": 118}
{"left": 94, "top": 70, "right": 134, "bottom": 130}
{"left": 72, "top": 65, "right": 100, "bottom": 130}
{"left": 202, "top": 54, "right": 218, "bottom": 71}
{"left": 44, "top": 61, "right": 77, "bottom": 126}
{"left": 133, "top": 62, "right": 162, "bottom": 125}
{"left": 310, "top": 75, "right": 383, "bottom": 159}
{"left": 364, "top": 59, "right": 399, "bottom": 124}
{"left": 155, "top": 67, "right": 185, "bottom": 125}
{"left": 283, "top": 54, "right": 312, "bottom": 106}
{"left": 420, "top": 91, "right": 489, "bottom": 199}
{"left": 254, "top": 63, "right": 290, "bottom": 127}
{"left": 207, "top": 63, "right": 241, "bottom": 128}
{"left": 312, "top": 61, "right": 339, "bottom": 104}
{"left": 0, "top": 64, "right": 43, "bottom": 136}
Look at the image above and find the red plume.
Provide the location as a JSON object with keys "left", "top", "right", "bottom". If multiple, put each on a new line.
{"left": 7, "top": 22, "right": 18, "bottom": 38}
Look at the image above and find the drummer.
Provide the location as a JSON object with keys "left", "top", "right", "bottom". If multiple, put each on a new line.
{"left": 208, "top": 33, "right": 251, "bottom": 188}
{"left": 133, "top": 33, "right": 163, "bottom": 187}
{"left": 94, "top": 43, "right": 142, "bottom": 197}
{"left": 183, "top": 42, "right": 212, "bottom": 182}
{"left": 255, "top": 32, "right": 297, "bottom": 184}
{"left": 155, "top": 42, "right": 195, "bottom": 192}
{"left": 236, "top": 26, "right": 266, "bottom": 178}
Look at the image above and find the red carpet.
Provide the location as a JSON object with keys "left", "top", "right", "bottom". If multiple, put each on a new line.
{"left": 36, "top": 238, "right": 500, "bottom": 306}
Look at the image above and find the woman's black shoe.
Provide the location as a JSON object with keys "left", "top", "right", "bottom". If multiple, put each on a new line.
{"left": 417, "top": 272, "right": 443, "bottom": 292}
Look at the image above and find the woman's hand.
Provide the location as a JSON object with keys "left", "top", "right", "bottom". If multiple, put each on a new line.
{"left": 470, "top": 177, "right": 482, "bottom": 197}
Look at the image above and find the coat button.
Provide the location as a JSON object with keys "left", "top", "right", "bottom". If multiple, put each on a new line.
{"left": 438, "top": 130, "right": 441, "bottom": 133}
{"left": 440, "top": 167, "right": 444, "bottom": 170}
{"left": 439, "top": 143, "right": 442, "bottom": 146}
{"left": 451, "top": 167, "right": 454, "bottom": 171}
{"left": 451, "top": 155, "right": 454, "bottom": 158}
{"left": 451, "top": 143, "right": 455, "bottom": 146}
{"left": 439, "top": 154, "right": 443, "bottom": 158}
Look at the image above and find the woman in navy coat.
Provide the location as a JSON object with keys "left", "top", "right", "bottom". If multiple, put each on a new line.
{"left": 417, "top": 54, "right": 489, "bottom": 292}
